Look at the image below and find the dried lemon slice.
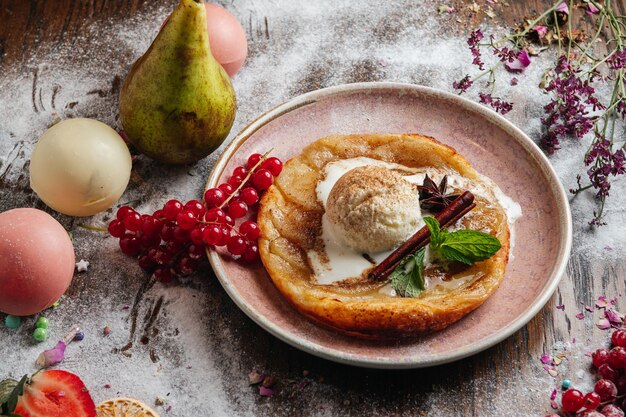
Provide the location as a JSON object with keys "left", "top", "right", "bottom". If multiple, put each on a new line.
{"left": 97, "top": 397, "right": 160, "bottom": 417}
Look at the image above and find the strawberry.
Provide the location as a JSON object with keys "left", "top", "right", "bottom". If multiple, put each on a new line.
{"left": 13, "top": 370, "right": 96, "bottom": 417}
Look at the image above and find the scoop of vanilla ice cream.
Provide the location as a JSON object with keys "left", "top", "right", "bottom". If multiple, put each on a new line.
{"left": 325, "top": 165, "right": 423, "bottom": 253}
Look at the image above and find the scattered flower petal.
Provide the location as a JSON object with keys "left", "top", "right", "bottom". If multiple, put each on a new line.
{"left": 510, "top": 77, "right": 519, "bottom": 86}
{"left": 548, "top": 369, "right": 558, "bottom": 377}
{"left": 597, "top": 296, "right": 608, "bottom": 309}
{"left": 605, "top": 308, "right": 624, "bottom": 326}
{"left": 35, "top": 341, "right": 67, "bottom": 368}
{"left": 556, "top": 304, "right": 565, "bottom": 310}
{"left": 556, "top": 2, "right": 569, "bottom": 15}
{"left": 550, "top": 389, "right": 557, "bottom": 400}
{"left": 248, "top": 370, "right": 265, "bottom": 385}
{"left": 533, "top": 25, "right": 548, "bottom": 39}
{"left": 585, "top": 305, "right": 593, "bottom": 312}
{"left": 597, "top": 318, "right": 611, "bottom": 330}
{"left": 541, "top": 354, "right": 552, "bottom": 364}
{"left": 586, "top": 2, "right": 599, "bottom": 14}
{"left": 575, "top": 312, "right": 585, "bottom": 320}
{"left": 259, "top": 386, "right": 274, "bottom": 397}
{"left": 505, "top": 50, "right": 532, "bottom": 73}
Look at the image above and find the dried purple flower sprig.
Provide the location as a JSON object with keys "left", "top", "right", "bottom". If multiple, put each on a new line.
{"left": 452, "top": 0, "right": 626, "bottom": 226}
{"left": 452, "top": 3, "right": 565, "bottom": 114}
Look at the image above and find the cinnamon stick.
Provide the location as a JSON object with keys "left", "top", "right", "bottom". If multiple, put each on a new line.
{"left": 368, "top": 191, "right": 475, "bottom": 281}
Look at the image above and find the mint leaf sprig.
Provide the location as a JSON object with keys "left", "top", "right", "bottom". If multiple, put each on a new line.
{"left": 390, "top": 248, "right": 426, "bottom": 298}
{"left": 423, "top": 217, "right": 502, "bottom": 265}
{"left": 390, "top": 217, "right": 502, "bottom": 297}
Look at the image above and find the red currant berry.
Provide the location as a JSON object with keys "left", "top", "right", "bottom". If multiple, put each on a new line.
{"left": 598, "top": 363, "right": 620, "bottom": 382}
{"left": 142, "top": 216, "right": 163, "bottom": 237}
{"left": 188, "top": 244, "right": 205, "bottom": 260}
{"left": 608, "top": 347, "right": 626, "bottom": 370}
{"left": 616, "top": 375, "right": 626, "bottom": 394}
{"left": 261, "top": 157, "right": 283, "bottom": 176}
{"left": 227, "top": 235, "right": 247, "bottom": 256}
{"left": 228, "top": 175, "right": 244, "bottom": 188}
{"left": 239, "top": 221, "right": 260, "bottom": 240}
{"left": 177, "top": 257, "right": 198, "bottom": 276}
{"left": 206, "top": 207, "right": 226, "bottom": 223}
{"left": 140, "top": 234, "right": 161, "bottom": 249}
{"left": 108, "top": 219, "right": 126, "bottom": 238}
{"left": 154, "top": 267, "right": 174, "bottom": 283}
{"left": 233, "top": 165, "right": 248, "bottom": 178}
{"left": 176, "top": 210, "right": 198, "bottom": 230}
{"left": 582, "top": 392, "right": 601, "bottom": 410}
{"left": 242, "top": 244, "right": 259, "bottom": 262}
{"left": 204, "top": 188, "right": 226, "bottom": 208}
{"left": 173, "top": 226, "right": 190, "bottom": 242}
{"left": 218, "top": 183, "right": 235, "bottom": 195}
{"left": 203, "top": 224, "right": 224, "bottom": 246}
{"left": 219, "top": 226, "right": 230, "bottom": 244}
{"left": 190, "top": 226, "right": 205, "bottom": 245}
{"left": 561, "top": 389, "right": 584, "bottom": 413}
{"left": 153, "top": 209, "right": 165, "bottom": 219}
{"left": 247, "top": 153, "right": 263, "bottom": 169}
{"left": 600, "top": 404, "right": 625, "bottom": 417}
{"left": 223, "top": 214, "right": 235, "bottom": 226}
{"left": 116, "top": 206, "right": 135, "bottom": 221}
{"left": 153, "top": 249, "right": 172, "bottom": 265}
{"left": 613, "top": 330, "right": 626, "bottom": 348}
{"left": 227, "top": 200, "right": 248, "bottom": 219}
{"left": 163, "top": 200, "right": 183, "bottom": 221}
{"left": 160, "top": 222, "right": 176, "bottom": 242}
{"left": 138, "top": 255, "right": 155, "bottom": 270}
{"left": 252, "top": 168, "right": 273, "bottom": 191}
{"left": 594, "top": 379, "right": 618, "bottom": 401}
{"left": 240, "top": 187, "right": 259, "bottom": 205}
{"left": 592, "top": 348, "right": 610, "bottom": 367}
{"left": 123, "top": 211, "right": 143, "bottom": 232}
{"left": 184, "top": 200, "right": 206, "bottom": 218}
{"left": 166, "top": 239, "right": 184, "bottom": 254}
{"left": 119, "top": 237, "right": 141, "bottom": 257}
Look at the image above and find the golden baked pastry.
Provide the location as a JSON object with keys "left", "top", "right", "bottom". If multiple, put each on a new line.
{"left": 257, "top": 134, "right": 510, "bottom": 338}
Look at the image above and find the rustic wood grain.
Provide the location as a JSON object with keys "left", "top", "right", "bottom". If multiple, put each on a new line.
{"left": 1, "top": 1, "right": 625, "bottom": 416}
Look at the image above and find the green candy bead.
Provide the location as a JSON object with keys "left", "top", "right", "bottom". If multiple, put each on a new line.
{"left": 35, "top": 316, "right": 49, "bottom": 329}
{"left": 4, "top": 315, "right": 21, "bottom": 329}
{"left": 33, "top": 327, "right": 47, "bottom": 342}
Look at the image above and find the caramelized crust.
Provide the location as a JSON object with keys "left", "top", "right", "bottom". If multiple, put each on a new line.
{"left": 257, "top": 134, "right": 510, "bottom": 338}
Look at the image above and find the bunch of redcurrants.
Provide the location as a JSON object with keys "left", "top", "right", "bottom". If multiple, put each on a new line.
{"left": 547, "top": 329, "right": 626, "bottom": 417}
{"left": 108, "top": 152, "right": 283, "bottom": 282}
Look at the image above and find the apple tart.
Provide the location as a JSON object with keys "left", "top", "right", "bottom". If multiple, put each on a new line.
{"left": 257, "top": 134, "right": 518, "bottom": 338}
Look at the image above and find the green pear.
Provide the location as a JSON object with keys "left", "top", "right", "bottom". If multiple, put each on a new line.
{"left": 119, "top": 0, "right": 236, "bottom": 165}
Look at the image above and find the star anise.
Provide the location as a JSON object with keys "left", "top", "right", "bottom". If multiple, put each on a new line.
{"left": 417, "top": 174, "right": 461, "bottom": 212}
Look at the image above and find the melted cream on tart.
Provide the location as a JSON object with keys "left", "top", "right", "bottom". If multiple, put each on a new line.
{"left": 308, "top": 157, "right": 521, "bottom": 291}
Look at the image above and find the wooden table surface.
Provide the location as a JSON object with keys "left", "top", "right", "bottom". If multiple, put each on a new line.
{"left": 1, "top": 1, "right": 626, "bottom": 416}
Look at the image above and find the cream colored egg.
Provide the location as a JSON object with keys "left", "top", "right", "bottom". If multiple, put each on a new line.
{"left": 30, "top": 118, "right": 132, "bottom": 217}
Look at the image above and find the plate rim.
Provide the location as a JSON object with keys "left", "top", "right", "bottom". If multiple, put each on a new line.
{"left": 205, "top": 82, "right": 573, "bottom": 369}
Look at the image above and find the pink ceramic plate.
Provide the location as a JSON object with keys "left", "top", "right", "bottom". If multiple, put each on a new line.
{"left": 206, "top": 83, "right": 572, "bottom": 369}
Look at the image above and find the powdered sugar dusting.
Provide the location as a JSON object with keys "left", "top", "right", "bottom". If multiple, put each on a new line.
{"left": 0, "top": 1, "right": 624, "bottom": 416}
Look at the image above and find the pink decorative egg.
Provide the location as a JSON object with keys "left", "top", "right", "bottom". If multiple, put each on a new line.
{"left": 205, "top": 3, "right": 248, "bottom": 77}
{"left": 0, "top": 208, "right": 75, "bottom": 316}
